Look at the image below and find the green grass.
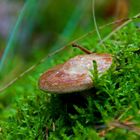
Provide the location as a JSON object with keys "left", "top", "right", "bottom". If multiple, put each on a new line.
{"left": 1, "top": 22, "right": 140, "bottom": 139}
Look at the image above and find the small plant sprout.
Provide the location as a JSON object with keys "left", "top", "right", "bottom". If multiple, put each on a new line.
{"left": 38, "top": 43, "right": 112, "bottom": 94}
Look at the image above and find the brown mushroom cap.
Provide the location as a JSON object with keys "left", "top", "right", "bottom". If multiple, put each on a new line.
{"left": 39, "top": 53, "right": 112, "bottom": 94}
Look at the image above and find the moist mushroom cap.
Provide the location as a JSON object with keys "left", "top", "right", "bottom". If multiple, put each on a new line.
{"left": 39, "top": 53, "right": 112, "bottom": 94}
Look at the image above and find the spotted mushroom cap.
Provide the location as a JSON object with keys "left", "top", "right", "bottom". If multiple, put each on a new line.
{"left": 39, "top": 53, "right": 112, "bottom": 94}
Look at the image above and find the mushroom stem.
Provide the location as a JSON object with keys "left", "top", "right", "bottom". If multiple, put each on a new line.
{"left": 72, "top": 43, "right": 92, "bottom": 54}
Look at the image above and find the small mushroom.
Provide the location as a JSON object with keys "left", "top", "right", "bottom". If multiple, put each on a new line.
{"left": 39, "top": 52, "right": 112, "bottom": 94}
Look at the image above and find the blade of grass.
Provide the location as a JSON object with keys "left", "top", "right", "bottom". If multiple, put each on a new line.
{"left": 92, "top": 0, "right": 106, "bottom": 49}
{"left": 20, "top": 0, "right": 50, "bottom": 54}
{"left": 0, "top": 0, "right": 36, "bottom": 72}
{"left": 92, "top": 0, "right": 102, "bottom": 42}
{"left": 99, "top": 13, "right": 140, "bottom": 45}
{"left": 49, "top": 0, "right": 88, "bottom": 53}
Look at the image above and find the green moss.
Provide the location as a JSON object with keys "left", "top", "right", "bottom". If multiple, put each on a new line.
{"left": 1, "top": 22, "right": 140, "bottom": 140}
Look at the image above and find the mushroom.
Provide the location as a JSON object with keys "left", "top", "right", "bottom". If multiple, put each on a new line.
{"left": 39, "top": 44, "right": 112, "bottom": 94}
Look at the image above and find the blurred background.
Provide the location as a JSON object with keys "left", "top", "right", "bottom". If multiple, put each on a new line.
{"left": 0, "top": 1, "right": 140, "bottom": 139}
{"left": 0, "top": 0, "right": 139, "bottom": 82}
